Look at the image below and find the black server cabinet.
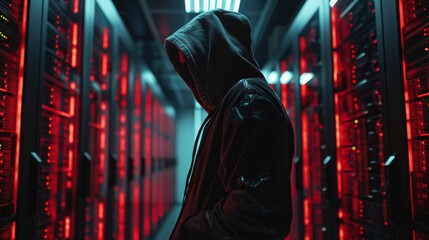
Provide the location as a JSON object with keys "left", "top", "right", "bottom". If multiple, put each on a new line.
{"left": 0, "top": 0, "right": 27, "bottom": 239}
{"left": 16, "top": 0, "right": 84, "bottom": 238}
{"left": 331, "top": 0, "right": 390, "bottom": 238}
{"left": 74, "top": 2, "right": 113, "bottom": 239}
{"left": 143, "top": 86, "right": 152, "bottom": 239}
{"left": 273, "top": 0, "right": 337, "bottom": 238}
{"left": 397, "top": 0, "right": 429, "bottom": 238}
{"left": 129, "top": 65, "right": 145, "bottom": 240}
{"left": 330, "top": 0, "right": 411, "bottom": 239}
{"left": 105, "top": 41, "right": 133, "bottom": 240}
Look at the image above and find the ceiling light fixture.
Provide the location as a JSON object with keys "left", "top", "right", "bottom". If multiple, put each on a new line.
{"left": 185, "top": 0, "right": 241, "bottom": 13}
{"left": 267, "top": 71, "right": 279, "bottom": 84}
{"left": 300, "top": 72, "right": 315, "bottom": 85}
{"left": 280, "top": 71, "right": 293, "bottom": 84}
{"left": 329, "top": 0, "right": 339, "bottom": 7}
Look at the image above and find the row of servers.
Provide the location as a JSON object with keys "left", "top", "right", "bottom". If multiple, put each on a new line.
{"left": 264, "top": 0, "right": 428, "bottom": 239}
{"left": 0, "top": 0, "right": 176, "bottom": 239}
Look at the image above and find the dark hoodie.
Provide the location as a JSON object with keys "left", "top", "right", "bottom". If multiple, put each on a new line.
{"left": 165, "top": 9, "right": 294, "bottom": 240}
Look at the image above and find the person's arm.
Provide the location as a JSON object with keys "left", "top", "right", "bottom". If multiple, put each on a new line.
{"left": 179, "top": 98, "right": 294, "bottom": 240}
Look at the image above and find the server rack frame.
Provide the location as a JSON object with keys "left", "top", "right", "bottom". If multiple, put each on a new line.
{"left": 265, "top": 0, "right": 338, "bottom": 238}
{"left": 16, "top": 0, "right": 85, "bottom": 238}
{"left": 74, "top": 0, "right": 95, "bottom": 239}
{"left": 376, "top": 0, "right": 412, "bottom": 239}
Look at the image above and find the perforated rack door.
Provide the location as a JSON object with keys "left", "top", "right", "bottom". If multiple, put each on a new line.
{"left": 0, "top": 0, "right": 27, "bottom": 239}
{"left": 109, "top": 47, "right": 130, "bottom": 240}
{"left": 398, "top": 0, "right": 429, "bottom": 237}
{"left": 130, "top": 68, "right": 143, "bottom": 240}
{"left": 31, "top": 0, "right": 83, "bottom": 238}
{"left": 299, "top": 12, "right": 326, "bottom": 240}
{"left": 143, "top": 87, "right": 153, "bottom": 238}
{"left": 331, "top": 0, "right": 390, "bottom": 239}
{"left": 80, "top": 5, "right": 112, "bottom": 239}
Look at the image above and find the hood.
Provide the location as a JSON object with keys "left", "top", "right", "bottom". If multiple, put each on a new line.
{"left": 164, "top": 9, "right": 264, "bottom": 114}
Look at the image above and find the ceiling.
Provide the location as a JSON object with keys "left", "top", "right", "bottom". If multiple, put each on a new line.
{"left": 112, "top": 0, "right": 304, "bottom": 110}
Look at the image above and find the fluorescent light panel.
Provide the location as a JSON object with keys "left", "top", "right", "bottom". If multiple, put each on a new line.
{"left": 194, "top": 0, "right": 200, "bottom": 12}
{"left": 299, "top": 73, "right": 314, "bottom": 85}
{"left": 267, "top": 71, "right": 279, "bottom": 84}
{"left": 329, "top": 0, "right": 339, "bottom": 7}
{"left": 186, "top": 0, "right": 241, "bottom": 13}
{"left": 280, "top": 71, "right": 293, "bottom": 84}
{"left": 185, "top": 0, "right": 191, "bottom": 13}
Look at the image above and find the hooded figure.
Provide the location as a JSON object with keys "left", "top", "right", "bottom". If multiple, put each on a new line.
{"left": 165, "top": 9, "right": 294, "bottom": 240}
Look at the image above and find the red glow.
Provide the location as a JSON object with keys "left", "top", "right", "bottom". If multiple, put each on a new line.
{"left": 280, "top": 60, "right": 287, "bottom": 73}
{"left": 304, "top": 199, "right": 310, "bottom": 225}
{"left": 98, "top": 202, "right": 105, "bottom": 239}
{"left": 71, "top": 24, "right": 79, "bottom": 67}
{"left": 339, "top": 225, "right": 344, "bottom": 240}
{"left": 122, "top": 54, "right": 128, "bottom": 72}
{"left": 133, "top": 183, "right": 140, "bottom": 240}
{"left": 397, "top": 0, "right": 415, "bottom": 219}
{"left": 338, "top": 209, "right": 343, "bottom": 219}
{"left": 332, "top": 52, "right": 339, "bottom": 86}
{"left": 13, "top": 0, "right": 29, "bottom": 218}
{"left": 121, "top": 76, "right": 127, "bottom": 95}
{"left": 11, "top": 222, "right": 16, "bottom": 239}
{"left": 101, "top": 54, "right": 108, "bottom": 76}
{"left": 302, "top": 113, "right": 309, "bottom": 189}
{"left": 331, "top": 7, "right": 337, "bottom": 48}
{"left": 69, "top": 123, "right": 74, "bottom": 143}
{"left": 118, "top": 191, "right": 125, "bottom": 240}
{"left": 65, "top": 216, "right": 71, "bottom": 238}
{"left": 144, "top": 177, "right": 151, "bottom": 237}
{"left": 98, "top": 202, "right": 104, "bottom": 218}
{"left": 102, "top": 28, "right": 109, "bottom": 49}
{"left": 334, "top": 94, "right": 342, "bottom": 198}
{"left": 68, "top": 150, "right": 73, "bottom": 172}
{"left": 73, "top": 0, "right": 79, "bottom": 14}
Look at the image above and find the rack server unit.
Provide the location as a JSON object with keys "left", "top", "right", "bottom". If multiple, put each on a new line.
{"left": 130, "top": 67, "right": 143, "bottom": 240}
{"left": 398, "top": 0, "right": 429, "bottom": 238}
{"left": 269, "top": 1, "right": 336, "bottom": 239}
{"left": 74, "top": 4, "right": 113, "bottom": 239}
{"left": 299, "top": 12, "right": 326, "bottom": 240}
{"left": 330, "top": 0, "right": 397, "bottom": 238}
{"left": 16, "top": 0, "right": 84, "bottom": 238}
{"left": 0, "top": 0, "right": 26, "bottom": 239}
{"left": 106, "top": 45, "right": 131, "bottom": 240}
{"left": 143, "top": 86, "right": 152, "bottom": 238}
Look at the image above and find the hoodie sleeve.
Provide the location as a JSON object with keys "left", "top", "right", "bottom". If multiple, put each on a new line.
{"left": 179, "top": 96, "right": 294, "bottom": 240}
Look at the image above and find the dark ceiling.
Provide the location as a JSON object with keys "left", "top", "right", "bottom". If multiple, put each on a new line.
{"left": 112, "top": 0, "right": 304, "bottom": 109}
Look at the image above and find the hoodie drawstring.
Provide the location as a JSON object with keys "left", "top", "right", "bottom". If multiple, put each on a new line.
{"left": 182, "top": 114, "right": 212, "bottom": 204}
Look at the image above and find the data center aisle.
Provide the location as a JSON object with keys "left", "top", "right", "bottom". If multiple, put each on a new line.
{"left": 153, "top": 204, "right": 181, "bottom": 240}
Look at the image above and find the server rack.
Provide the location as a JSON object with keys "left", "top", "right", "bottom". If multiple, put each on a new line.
{"left": 280, "top": 48, "right": 301, "bottom": 240}
{"left": 130, "top": 66, "right": 144, "bottom": 240}
{"left": 0, "top": 0, "right": 27, "bottom": 239}
{"left": 266, "top": 1, "right": 337, "bottom": 239}
{"left": 16, "top": 0, "right": 84, "bottom": 238}
{"left": 398, "top": 0, "right": 429, "bottom": 238}
{"left": 73, "top": 2, "right": 112, "bottom": 239}
{"left": 1, "top": 0, "right": 177, "bottom": 238}
{"left": 143, "top": 86, "right": 152, "bottom": 239}
{"left": 331, "top": 0, "right": 393, "bottom": 238}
